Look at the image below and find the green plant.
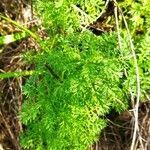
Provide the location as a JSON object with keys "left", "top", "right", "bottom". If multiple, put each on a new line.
{"left": 20, "top": 0, "right": 150, "bottom": 150}
{"left": 21, "top": 32, "right": 128, "bottom": 150}
{"left": 119, "top": 0, "right": 150, "bottom": 100}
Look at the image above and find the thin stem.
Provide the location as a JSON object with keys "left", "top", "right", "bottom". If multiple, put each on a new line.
{"left": 0, "top": 13, "right": 39, "bottom": 40}
{"left": 116, "top": 4, "right": 141, "bottom": 150}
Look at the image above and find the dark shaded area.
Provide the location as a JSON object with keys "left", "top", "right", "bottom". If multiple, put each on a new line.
{"left": 92, "top": 101, "right": 150, "bottom": 150}
{"left": 86, "top": 0, "right": 115, "bottom": 35}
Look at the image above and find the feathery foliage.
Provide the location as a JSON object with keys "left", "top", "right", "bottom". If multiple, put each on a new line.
{"left": 20, "top": 0, "right": 150, "bottom": 149}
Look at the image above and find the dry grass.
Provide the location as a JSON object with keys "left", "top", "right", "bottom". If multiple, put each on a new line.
{"left": 92, "top": 101, "right": 150, "bottom": 150}
{"left": 0, "top": 1, "right": 35, "bottom": 149}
